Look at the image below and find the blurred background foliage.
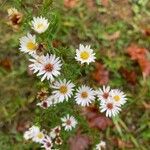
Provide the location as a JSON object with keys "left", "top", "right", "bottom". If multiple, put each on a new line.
{"left": 0, "top": 0, "right": 150, "bottom": 149}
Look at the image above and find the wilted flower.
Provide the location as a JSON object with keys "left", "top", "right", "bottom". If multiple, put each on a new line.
{"left": 7, "top": 7, "right": 23, "bottom": 29}
{"left": 95, "top": 140, "right": 106, "bottom": 150}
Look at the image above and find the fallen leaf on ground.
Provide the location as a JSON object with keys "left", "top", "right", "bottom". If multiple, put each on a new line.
{"left": 127, "top": 44, "right": 147, "bottom": 60}
{"left": 101, "top": 0, "right": 109, "bottom": 7}
{"left": 119, "top": 67, "right": 137, "bottom": 85}
{"left": 68, "top": 130, "right": 91, "bottom": 150}
{"left": 110, "top": 137, "right": 133, "bottom": 149}
{"left": 105, "top": 31, "right": 120, "bottom": 41}
{"left": 138, "top": 58, "right": 150, "bottom": 79}
{"left": 82, "top": 106, "right": 112, "bottom": 130}
{"left": 0, "top": 57, "right": 12, "bottom": 71}
{"left": 64, "top": 0, "right": 77, "bottom": 8}
{"left": 142, "top": 102, "right": 150, "bottom": 109}
{"left": 127, "top": 44, "right": 150, "bottom": 78}
{"left": 92, "top": 62, "right": 109, "bottom": 85}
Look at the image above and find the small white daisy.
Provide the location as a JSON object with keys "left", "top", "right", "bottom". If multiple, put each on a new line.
{"left": 19, "top": 33, "right": 37, "bottom": 55}
{"left": 75, "top": 44, "right": 96, "bottom": 64}
{"left": 29, "top": 54, "right": 62, "bottom": 81}
{"left": 96, "top": 86, "right": 111, "bottom": 103}
{"left": 110, "top": 89, "right": 127, "bottom": 106}
{"left": 23, "top": 125, "right": 40, "bottom": 140}
{"left": 51, "top": 79, "right": 75, "bottom": 103}
{"left": 61, "top": 114, "right": 77, "bottom": 131}
{"left": 32, "top": 130, "right": 45, "bottom": 143}
{"left": 31, "top": 16, "right": 49, "bottom": 33}
{"left": 100, "top": 99, "right": 121, "bottom": 117}
{"left": 41, "top": 135, "right": 53, "bottom": 150}
{"left": 95, "top": 140, "right": 106, "bottom": 150}
{"left": 75, "top": 85, "right": 95, "bottom": 106}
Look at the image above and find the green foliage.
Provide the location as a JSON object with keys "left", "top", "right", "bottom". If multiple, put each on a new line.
{"left": 0, "top": 0, "right": 150, "bottom": 149}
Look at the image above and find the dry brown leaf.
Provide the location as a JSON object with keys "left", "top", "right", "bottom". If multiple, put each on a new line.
{"left": 127, "top": 44, "right": 150, "bottom": 78}
{"left": 142, "top": 102, "right": 150, "bottom": 109}
{"left": 119, "top": 67, "right": 137, "bottom": 85}
{"left": 117, "top": 138, "right": 133, "bottom": 149}
{"left": 0, "top": 57, "right": 12, "bottom": 71}
{"left": 82, "top": 106, "right": 112, "bottom": 131}
{"left": 64, "top": 0, "right": 77, "bottom": 8}
{"left": 127, "top": 44, "right": 147, "bottom": 60}
{"left": 68, "top": 131, "right": 91, "bottom": 150}
{"left": 138, "top": 58, "right": 150, "bottom": 79}
{"left": 101, "top": 0, "right": 109, "bottom": 7}
{"left": 92, "top": 62, "right": 109, "bottom": 85}
{"left": 105, "top": 31, "right": 120, "bottom": 41}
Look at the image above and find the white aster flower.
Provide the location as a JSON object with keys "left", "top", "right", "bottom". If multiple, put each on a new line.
{"left": 23, "top": 125, "right": 40, "bottom": 140}
{"left": 96, "top": 86, "right": 111, "bottom": 103}
{"left": 32, "top": 130, "right": 45, "bottom": 143}
{"left": 51, "top": 79, "right": 75, "bottom": 103}
{"left": 95, "top": 140, "right": 106, "bottom": 150}
{"left": 75, "top": 44, "right": 96, "bottom": 64}
{"left": 29, "top": 54, "right": 62, "bottom": 81}
{"left": 75, "top": 85, "right": 95, "bottom": 106}
{"left": 19, "top": 33, "right": 37, "bottom": 55}
{"left": 41, "top": 135, "right": 53, "bottom": 150}
{"left": 110, "top": 89, "right": 127, "bottom": 106}
{"left": 31, "top": 16, "right": 49, "bottom": 33}
{"left": 100, "top": 99, "right": 121, "bottom": 117}
{"left": 61, "top": 114, "right": 77, "bottom": 131}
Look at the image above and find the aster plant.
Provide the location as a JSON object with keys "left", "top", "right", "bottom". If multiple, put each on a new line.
{"left": 18, "top": 10, "right": 127, "bottom": 150}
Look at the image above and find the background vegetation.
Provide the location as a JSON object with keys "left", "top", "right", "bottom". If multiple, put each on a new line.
{"left": 0, "top": 0, "right": 150, "bottom": 149}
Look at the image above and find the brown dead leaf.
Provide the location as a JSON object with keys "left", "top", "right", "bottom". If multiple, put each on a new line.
{"left": 64, "top": 0, "right": 77, "bottom": 8}
{"left": 110, "top": 137, "right": 133, "bottom": 149}
{"left": 101, "top": 0, "right": 109, "bottom": 7}
{"left": 68, "top": 131, "right": 91, "bottom": 150}
{"left": 117, "top": 138, "right": 133, "bottom": 149}
{"left": 142, "top": 102, "right": 150, "bottom": 109}
{"left": 92, "top": 62, "right": 109, "bottom": 85}
{"left": 138, "top": 58, "right": 150, "bottom": 79}
{"left": 119, "top": 67, "right": 137, "bottom": 85}
{"left": 127, "top": 44, "right": 147, "bottom": 60}
{"left": 82, "top": 106, "right": 112, "bottom": 130}
{"left": 127, "top": 44, "right": 150, "bottom": 78}
{"left": 16, "top": 120, "right": 30, "bottom": 132}
{"left": 105, "top": 31, "right": 120, "bottom": 41}
{"left": 0, "top": 57, "right": 12, "bottom": 71}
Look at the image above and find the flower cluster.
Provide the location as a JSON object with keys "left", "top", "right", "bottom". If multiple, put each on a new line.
{"left": 19, "top": 15, "right": 127, "bottom": 149}
{"left": 24, "top": 114, "right": 77, "bottom": 149}
{"left": 96, "top": 86, "right": 127, "bottom": 117}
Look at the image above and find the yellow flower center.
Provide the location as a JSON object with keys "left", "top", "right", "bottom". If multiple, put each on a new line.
{"left": 37, "top": 132, "right": 44, "bottom": 139}
{"left": 114, "top": 95, "right": 120, "bottom": 101}
{"left": 27, "top": 41, "right": 36, "bottom": 50}
{"left": 59, "top": 85, "right": 68, "bottom": 94}
{"left": 37, "top": 23, "right": 44, "bottom": 29}
{"left": 81, "top": 92, "right": 88, "bottom": 99}
{"left": 80, "top": 51, "right": 90, "bottom": 60}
